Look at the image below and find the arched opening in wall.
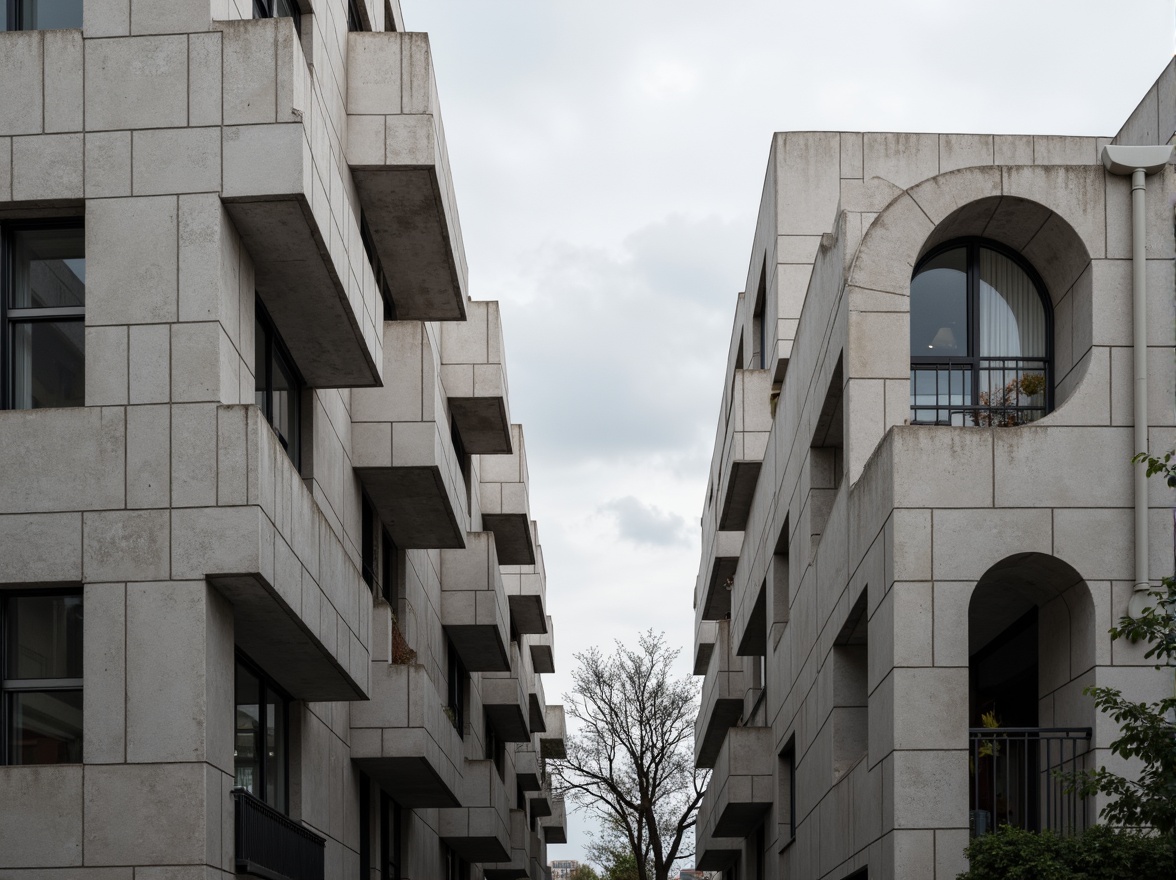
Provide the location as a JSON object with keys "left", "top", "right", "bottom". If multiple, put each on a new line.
{"left": 915, "top": 197, "right": 1093, "bottom": 420}
{"left": 967, "top": 553, "right": 1096, "bottom": 837}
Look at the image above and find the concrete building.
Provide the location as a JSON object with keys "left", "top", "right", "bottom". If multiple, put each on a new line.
{"left": 0, "top": 2, "right": 567, "bottom": 879}
{"left": 691, "top": 62, "right": 1176, "bottom": 880}
{"left": 549, "top": 860, "right": 580, "bottom": 880}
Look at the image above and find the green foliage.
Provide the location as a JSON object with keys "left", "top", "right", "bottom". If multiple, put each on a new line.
{"left": 601, "top": 852, "right": 642, "bottom": 880}
{"left": 1061, "top": 452, "right": 1176, "bottom": 837}
{"left": 957, "top": 825, "right": 1174, "bottom": 880}
{"left": 568, "top": 865, "right": 601, "bottom": 880}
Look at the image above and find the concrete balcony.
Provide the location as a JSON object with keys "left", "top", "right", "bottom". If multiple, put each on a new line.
{"left": 352, "top": 321, "right": 469, "bottom": 549}
{"left": 695, "top": 620, "right": 746, "bottom": 769}
{"left": 705, "top": 726, "right": 774, "bottom": 837}
{"left": 694, "top": 790, "right": 739, "bottom": 872}
{"left": 529, "top": 777, "right": 552, "bottom": 822}
{"left": 539, "top": 705, "right": 567, "bottom": 759}
{"left": 698, "top": 529, "right": 743, "bottom": 621}
{"left": 715, "top": 369, "right": 773, "bottom": 530}
{"left": 481, "top": 808, "right": 530, "bottom": 880}
{"left": 694, "top": 620, "right": 718, "bottom": 675}
{"left": 478, "top": 424, "right": 536, "bottom": 566}
{"left": 528, "top": 616, "right": 556, "bottom": 674}
{"left": 221, "top": 19, "right": 381, "bottom": 387}
{"left": 483, "top": 646, "right": 531, "bottom": 743}
{"left": 349, "top": 661, "right": 462, "bottom": 807}
{"left": 440, "top": 532, "right": 511, "bottom": 672}
{"left": 439, "top": 758, "right": 511, "bottom": 863}
{"left": 440, "top": 300, "right": 512, "bottom": 454}
{"left": 540, "top": 796, "right": 567, "bottom": 844}
{"left": 501, "top": 542, "right": 548, "bottom": 636}
{"left": 515, "top": 744, "right": 544, "bottom": 792}
{"left": 345, "top": 31, "right": 468, "bottom": 321}
{"left": 528, "top": 670, "right": 547, "bottom": 735}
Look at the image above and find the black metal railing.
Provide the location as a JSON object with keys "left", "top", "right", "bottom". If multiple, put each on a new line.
{"left": 911, "top": 360, "right": 1049, "bottom": 426}
{"left": 968, "top": 727, "right": 1092, "bottom": 837}
{"left": 233, "top": 788, "right": 325, "bottom": 880}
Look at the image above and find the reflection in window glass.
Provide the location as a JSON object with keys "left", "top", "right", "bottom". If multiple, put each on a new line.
{"left": 11, "top": 321, "right": 85, "bottom": 409}
{"left": 12, "top": 0, "right": 83, "bottom": 30}
{"left": 234, "top": 657, "right": 289, "bottom": 813}
{"left": 235, "top": 663, "right": 261, "bottom": 796}
{"left": 10, "top": 690, "right": 83, "bottom": 764}
{"left": 6, "top": 594, "right": 83, "bottom": 680}
{"left": 254, "top": 303, "right": 302, "bottom": 469}
{"left": 909, "top": 247, "right": 966, "bottom": 355}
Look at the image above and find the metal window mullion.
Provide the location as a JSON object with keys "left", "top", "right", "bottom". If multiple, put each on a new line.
{"left": 2, "top": 678, "right": 84, "bottom": 691}
{"left": 6, "top": 307, "right": 85, "bottom": 320}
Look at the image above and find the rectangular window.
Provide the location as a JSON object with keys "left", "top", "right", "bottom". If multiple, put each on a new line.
{"left": 778, "top": 739, "right": 795, "bottom": 847}
{"left": 362, "top": 493, "right": 376, "bottom": 590}
{"left": 380, "top": 526, "right": 397, "bottom": 606}
{"left": 348, "top": 0, "right": 365, "bottom": 31}
{"left": 1, "top": 222, "right": 85, "bottom": 410}
{"left": 255, "top": 300, "right": 304, "bottom": 470}
{"left": 446, "top": 640, "right": 466, "bottom": 739}
{"left": 2, "top": 0, "right": 83, "bottom": 30}
{"left": 444, "top": 845, "right": 469, "bottom": 880}
{"left": 254, "top": 0, "right": 301, "bottom": 34}
{"left": 234, "top": 654, "right": 290, "bottom": 814}
{"left": 1, "top": 590, "right": 83, "bottom": 765}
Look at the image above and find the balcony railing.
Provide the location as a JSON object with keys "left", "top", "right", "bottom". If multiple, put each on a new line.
{"left": 968, "top": 727, "right": 1092, "bottom": 837}
{"left": 233, "top": 788, "right": 325, "bottom": 880}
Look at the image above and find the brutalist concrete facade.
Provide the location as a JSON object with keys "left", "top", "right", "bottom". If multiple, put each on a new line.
{"left": 0, "top": 2, "right": 565, "bottom": 878}
{"left": 692, "top": 63, "right": 1176, "bottom": 880}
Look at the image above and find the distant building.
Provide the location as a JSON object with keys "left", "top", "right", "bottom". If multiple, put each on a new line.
{"left": 552, "top": 859, "right": 582, "bottom": 880}
{"left": 691, "top": 59, "right": 1176, "bottom": 880}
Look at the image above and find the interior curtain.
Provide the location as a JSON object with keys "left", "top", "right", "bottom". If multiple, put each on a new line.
{"left": 977, "top": 248, "right": 1045, "bottom": 359}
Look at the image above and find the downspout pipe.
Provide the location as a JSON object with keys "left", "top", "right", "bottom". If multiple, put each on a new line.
{"left": 1101, "top": 144, "right": 1173, "bottom": 618}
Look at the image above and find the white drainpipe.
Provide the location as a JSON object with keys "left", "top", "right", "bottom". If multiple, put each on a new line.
{"left": 1101, "top": 144, "right": 1173, "bottom": 618}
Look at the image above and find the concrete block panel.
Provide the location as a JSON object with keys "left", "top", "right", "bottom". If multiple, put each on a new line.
{"left": 440, "top": 759, "right": 512, "bottom": 861}
{"left": 83, "top": 509, "right": 171, "bottom": 582}
{"left": 0, "top": 765, "right": 83, "bottom": 866}
{"left": 84, "top": 581, "right": 127, "bottom": 764}
{"left": 483, "top": 655, "right": 531, "bottom": 743}
{"left": 85, "top": 0, "right": 131, "bottom": 37}
{"left": 0, "top": 512, "right": 81, "bottom": 583}
{"left": 775, "top": 132, "right": 842, "bottom": 235}
{"left": 85, "top": 130, "right": 132, "bottom": 198}
{"left": 994, "top": 134, "right": 1034, "bottom": 165}
{"left": 85, "top": 35, "right": 188, "bottom": 131}
{"left": 440, "top": 300, "right": 513, "bottom": 454}
{"left": 0, "top": 408, "right": 125, "bottom": 513}
{"left": 889, "top": 750, "right": 969, "bottom": 829}
{"left": 84, "top": 763, "right": 207, "bottom": 865}
{"left": 0, "top": 32, "right": 44, "bottom": 135}
{"left": 539, "top": 705, "right": 566, "bottom": 759}
{"left": 12, "top": 133, "right": 83, "bottom": 201}
{"left": 863, "top": 132, "right": 939, "bottom": 190}
{"left": 529, "top": 616, "right": 556, "bottom": 674}
{"left": 850, "top": 193, "right": 934, "bottom": 296}
{"left": 993, "top": 426, "right": 1132, "bottom": 507}
{"left": 890, "top": 426, "right": 993, "bottom": 509}
{"left": 440, "top": 532, "right": 510, "bottom": 672}
{"left": 189, "top": 32, "right": 222, "bottom": 127}
{"left": 44, "top": 30, "right": 83, "bottom": 133}
{"left": 126, "top": 403, "right": 170, "bottom": 508}
{"left": 87, "top": 196, "right": 178, "bottom": 325}
{"left": 346, "top": 32, "right": 470, "bottom": 321}
{"left": 85, "top": 325, "right": 129, "bottom": 406}
{"left": 131, "top": 0, "right": 211, "bottom": 35}
{"left": 931, "top": 508, "right": 1052, "bottom": 581}
{"left": 892, "top": 667, "right": 968, "bottom": 751}
{"left": 938, "top": 134, "right": 993, "bottom": 173}
{"left": 707, "top": 726, "right": 773, "bottom": 837}
{"left": 0, "top": 137, "right": 9, "bottom": 201}
{"left": 132, "top": 127, "right": 221, "bottom": 195}
{"left": 906, "top": 166, "right": 1002, "bottom": 229}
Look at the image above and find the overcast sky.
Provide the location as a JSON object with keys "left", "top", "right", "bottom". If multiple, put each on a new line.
{"left": 402, "top": 0, "right": 1174, "bottom": 868}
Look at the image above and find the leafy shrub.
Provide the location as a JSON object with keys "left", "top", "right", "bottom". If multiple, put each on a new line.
{"left": 957, "top": 825, "right": 1174, "bottom": 880}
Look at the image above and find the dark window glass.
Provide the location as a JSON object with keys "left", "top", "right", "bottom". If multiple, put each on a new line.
{"left": 2, "top": 590, "right": 83, "bottom": 765}
{"left": 910, "top": 240, "right": 1050, "bottom": 426}
{"left": 446, "top": 640, "right": 466, "bottom": 738}
{"left": 254, "top": 0, "right": 301, "bottom": 35}
{"left": 255, "top": 301, "right": 303, "bottom": 469}
{"left": 2, "top": 223, "right": 85, "bottom": 410}
{"left": 362, "top": 494, "right": 376, "bottom": 589}
{"left": 3, "top": 0, "right": 83, "bottom": 30}
{"left": 381, "top": 527, "right": 397, "bottom": 604}
{"left": 348, "top": 0, "right": 364, "bottom": 31}
{"left": 234, "top": 655, "right": 289, "bottom": 813}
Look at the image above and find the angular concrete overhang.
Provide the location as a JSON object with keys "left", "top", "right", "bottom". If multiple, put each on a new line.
{"left": 440, "top": 532, "right": 511, "bottom": 672}
{"left": 221, "top": 19, "right": 381, "bottom": 387}
{"left": 528, "top": 672, "right": 547, "bottom": 735}
{"left": 540, "top": 796, "right": 567, "bottom": 845}
{"left": 502, "top": 542, "right": 548, "bottom": 636}
{"left": 483, "top": 646, "right": 531, "bottom": 743}
{"left": 694, "top": 792, "right": 739, "bottom": 872}
{"left": 695, "top": 620, "right": 747, "bottom": 769}
{"left": 699, "top": 529, "right": 743, "bottom": 620}
{"left": 516, "top": 744, "right": 544, "bottom": 792}
{"left": 479, "top": 424, "right": 536, "bottom": 565}
{"left": 529, "top": 777, "right": 553, "bottom": 821}
{"left": 528, "top": 616, "right": 556, "bottom": 674}
{"left": 352, "top": 321, "right": 469, "bottom": 549}
{"left": 346, "top": 31, "right": 468, "bottom": 321}
{"left": 694, "top": 620, "right": 718, "bottom": 675}
{"left": 350, "top": 661, "right": 462, "bottom": 807}
{"left": 715, "top": 370, "right": 773, "bottom": 530}
{"left": 539, "top": 705, "right": 567, "bottom": 759}
{"left": 177, "top": 406, "right": 368, "bottom": 702}
{"left": 731, "top": 578, "right": 767, "bottom": 658}
{"left": 440, "top": 300, "right": 512, "bottom": 454}
{"left": 707, "top": 726, "right": 774, "bottom": 837}
{"left": 481, "top": 808, "right": 530, "bottom": 880}
{"left": 440, "top": 758, "right": 511, "bottom": 863}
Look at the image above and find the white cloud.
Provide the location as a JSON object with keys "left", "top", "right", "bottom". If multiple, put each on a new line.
{"left": 599, "top": 496, "right": 690, "bottom": 546}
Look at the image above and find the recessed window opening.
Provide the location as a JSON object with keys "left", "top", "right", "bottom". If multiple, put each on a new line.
{"left": 910, "top": 239, "right": 1051, "bottom": 426}
{"left": 234, "top": 652, "right": 290, "bottom": 814}
{"left": 771, "top": 517, "right": 790, "bottom": 644}
{"left": 380, "top": 526, "right": 399, "bottom": 607}
{"left": 362, "top": 493, "right": 376, "bottom": 590}
{"left": 808, "top": 357, "right": 843, "bottom": 559}
{"left": 1, "top": 589, "right": 83, "bottom": 765}
{"left": 446, "top": 640, "right": 467, "bottom": 738}
{"left": 255, "top": 300, "right": 304, "bottom": 470}
{"left": 485, "top": 711, "right": 505, "bottom": 779}
{"left": 254, "top": 0, "right": 302, "bottom": 36}
{"left": 450, "top": 418, "right": 473, "bottom": 510}
{"left": 752, "top": 260, "right": 766, "bottom": 370}
{"left": 347, "top": 0, "right": 365, "bottom": 30}
{"left": 380, "top": 791, "right": 403, "bottom": 880}
{"left": 1, "top": 0, "right": 83, "bottom": 30}
{"left": 831, "top": 590, "right": 868, "bottom": 778}
{"left": 1, "top": 221, "right": 85, "bottom": 410}
{"left": 778, "top": 737, "right": 796, "bottom": 847}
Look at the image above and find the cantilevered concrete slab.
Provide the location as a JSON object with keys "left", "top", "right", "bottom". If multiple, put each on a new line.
{"left": 715, "top": 369, "right": 773, "bottom": 530}
{"left": 483, "top": 649, "right": 531, "bottom": 743}
{"left": 502, "top": 541, "right": 548, "bottom": 636}
{"left": 350, "top": 662, "right": 462, "bottom": 807}
{"left": 352, "top": 321, "right": 469, "bottom": 549}
{"left": 708, "top": 726, "right": 773, "bottom": 837}
{"left": 528, "top": 617, "right": 556, "bottom": 674}
{"left": 515, "top": 745, "right": 543, "bottom": 792}
{"left": 699, "top": 530, "right": 743, "bottom": 620}
{"left": 539, "top": 705, "right": 567, "bottom": 759}
{"left": 694, "top": 620, "right": 718, "bottom": 675}
{"left": 481, "top": 808, "right": 530, "bottom": 880}
{"left": 439, "top": 758, "right": 511, "bottom": 862}
{"left": 540, "top": 796, "right": 567, "bottom": 845}
{"left": 695, "top": 620, "right": 747, "bottom": 769}
{"left": 346, "top": 32, "right": 468, "bottom": 321}
{"left": 479, "top": 424, "right": 536, "bottom": 565}
{"left": 440, "top": 532, "right": 511, "bottom": 672}
{"left": 440, "top": 300, "right": 512, "bottom": 454}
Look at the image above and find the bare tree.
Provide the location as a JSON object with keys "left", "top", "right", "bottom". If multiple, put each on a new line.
{"left": 552, "top": 631, "right": 708, "bottom": 880}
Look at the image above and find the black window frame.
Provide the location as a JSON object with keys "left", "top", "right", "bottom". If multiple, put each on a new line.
{"left": 2, "top": 0, "right": 83, "bottom": 30}
{"left": 380, "top": 525, "right": 397, "bottom": 605}
{"left": 446, "top": 639, "right": 466, "bottom": 739}
{"left": 253, "top": 0, "right": 302, "bottom": 36}
{"left": 380, "top": 790, "right": 402, "bottom": 880}
{"left": 778, "top": 737, "right": 796, "bottom": 850}
{"left": 0, "top": 218, "right": 86, "bottom": 411}
{"left": 255, "top": 298, "right": 305, "bottom": 471}
{"left": 0, "top": 587, "right": 83, "bottom": 766}
{"left": 362, "top": 492, "right": 376, "bottom": 591}
{"left": 233, "top": 651, "right": 292, "bottom": 815}
{"left": 910, "top": 237, "right": 1053, "bottom": 426}
{"left": 348, "top": 0, "right": 366, "bottom": 31}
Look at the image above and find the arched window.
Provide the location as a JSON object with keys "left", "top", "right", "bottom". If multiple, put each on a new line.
{"left": 910, "top": 240, "right": 1051, "bottom": 426}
